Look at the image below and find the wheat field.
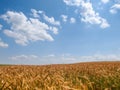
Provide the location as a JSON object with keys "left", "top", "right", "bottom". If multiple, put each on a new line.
{"left": 0, "top": 62, "right": 120, "bottom": 90}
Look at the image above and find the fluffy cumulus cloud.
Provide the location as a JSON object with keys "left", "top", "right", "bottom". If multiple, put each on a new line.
{"left": 31, "top": 9, "right": 59, "bottom": 33}
{"left": 100, "top": 18, "right": 110, "bottom": 29}
{"left": 49, "top": 26, "right": 58, "bottom": 35}
{"left": 80, "top": 1, "right": 110, "bottom": 28}
{"left": 61, "top": 14, "right": 68, "bottom": 22}
{"left": 31, "top": 9, "right": 40, "bottom": 18}
{"left": 43, "top": 14, "right": 60, "bottom": 26}
{"left": 31, "top": 9, "right": 60, "bottom": 26}
{"left": 110, "top": 4, "right": 120, "bottom": 14}
{"left": 70, "top": 17, "right": 76, "bottom": 23}
{"left": 10, "top": 55, "right": 38, "bottom": 61}
{"left": 1, "top": 10, "right": 60, "bottom": 46}
{"left": 63, "top": 0, "right": 82, "bottom": 6}
{"left": 0, "top": 38, "right": 8, "bottom": 48}
{"left": 61, "top": 15, "right": 76, "bottom": 24}
{"left": 63, "top": 0, "right": 110, "bottom": 28}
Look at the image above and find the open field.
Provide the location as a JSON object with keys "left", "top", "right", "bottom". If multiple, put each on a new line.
{"left": 0, "top": 61, "right": 120, "bottom": 90}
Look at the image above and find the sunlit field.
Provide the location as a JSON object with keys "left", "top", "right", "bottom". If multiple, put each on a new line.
{"left": 0, "top": 62, "right": 120, "bottom": 90}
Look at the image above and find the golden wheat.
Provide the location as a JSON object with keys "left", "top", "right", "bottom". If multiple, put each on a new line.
{"left": 0, "top": 62, "right": 120, "bottom": 90}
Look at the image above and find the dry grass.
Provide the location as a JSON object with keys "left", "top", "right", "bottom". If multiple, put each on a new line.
{"left": 0, "top": 61, "right": 120, "bottom": 90}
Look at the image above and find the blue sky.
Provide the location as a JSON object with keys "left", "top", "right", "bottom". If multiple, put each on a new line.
{"left": 0, "top": 0, "right": 120, "bottom": 65}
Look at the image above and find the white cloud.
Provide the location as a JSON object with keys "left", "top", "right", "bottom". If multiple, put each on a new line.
{"left": 80, "top": 1, "right": 110, "bottom": 28}
{"left": 63, "top": 0, "right": 110, "bottom": 28}
{"left": 10, "top": 55, "right": 38, "bottom": 61}
{"left": 43, "top": 14, "right": 60, "bottom": 26}
{"left": 43, "top": 54, "right": 120, "bottom": 64}
{"left": 0, "top": 38, "right": 8, "bottom": 48}
{"left": 70, "top": 17, "right": 76, "bottom": 23}
{"left": 63, "top": 0, "right": 82, "bottom": 6}
{"left": 31, "top": 9, "right": 60, "bottom": 34}
{"left": 9, "top": 53, "right": 120, "bottom": 65}
{"left": 31, "top": 9, "right": 40, "bottom": 18}
{"left": 101, "top": 0, "right": 109, "bottom": 4}
{"left": 31, "top": 9, "right": 61, "bottom": 26}
{"left": 110, "top": 4, "right": 120, "bottom": 14}
{"left": 0, "top": 24, "right": 2, "bottom": 30}
{"left": 33, "top": 9, "right": 61, "bottom": 26}
{"left": 110, "top": 9, "right": 117, "bottom": 14}
{"left": 1, "top": 11, "right": 55, "bottom": 46}
{"left": 100, "top": 18, "right": 110, "bottom": 29}
{"left": 45, "top": 54, "right": 55, "bottom": 57}
{"left": 43, "top": 54, "right": 77, "bottom": 64}
{"left": 80, "top": 54, "right": 120, "bottom": 61}
{"left": 61, "top": 15, "right": 68, "bottom": 22}
{"left": 49, "top": 26, "right": 58, "bottom": 35}
{"left": 61, "top": 15, "right": 76, "bottom": 24}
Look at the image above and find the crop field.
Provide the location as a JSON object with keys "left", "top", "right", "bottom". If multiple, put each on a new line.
{"left": 0, "top": 62, "right": 120, "bottom": 90}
